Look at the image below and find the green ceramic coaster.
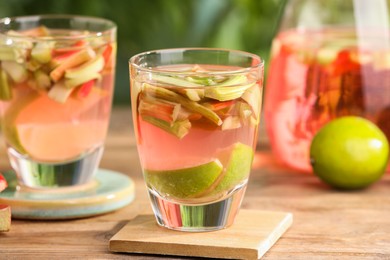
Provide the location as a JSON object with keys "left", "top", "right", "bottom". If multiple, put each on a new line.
{"left": 0, "top": 169, "right": 135, "bottom": 220}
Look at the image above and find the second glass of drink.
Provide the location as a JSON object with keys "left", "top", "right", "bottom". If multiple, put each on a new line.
{"left": 0, "top": 15, "right": 117, "bottom": 188}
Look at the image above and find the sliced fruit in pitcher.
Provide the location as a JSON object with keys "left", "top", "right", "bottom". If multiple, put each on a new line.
{"left": 144, "top": 160, "right": 223, "bottom": 199}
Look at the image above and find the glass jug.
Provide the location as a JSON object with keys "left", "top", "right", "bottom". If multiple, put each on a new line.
{"left": 265, "top": 0, "right": 390, "bottom": 172}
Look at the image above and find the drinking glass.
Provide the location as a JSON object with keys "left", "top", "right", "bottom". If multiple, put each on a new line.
{"left": 0, "top": 15, "right": 117, "bottom": 188}
{"left": 265, "top": 0, "right": 390, "bottom": 172}
{"left": 129, "top": 48, "right": 264, "bottom": 231}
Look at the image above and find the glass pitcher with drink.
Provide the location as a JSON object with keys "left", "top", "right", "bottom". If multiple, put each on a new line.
{"left": 265, "top": 0, "right": 390, "bottom": 172}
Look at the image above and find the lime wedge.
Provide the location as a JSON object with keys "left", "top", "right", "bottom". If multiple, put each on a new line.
{"left": 2, "top": 91, "right": 39, "bottom": 155}
{"left": 214, "top": 142, "right": 254, "bottom": 193}
{"left": 144, "top": 160, "right": 223, "bottom": 199}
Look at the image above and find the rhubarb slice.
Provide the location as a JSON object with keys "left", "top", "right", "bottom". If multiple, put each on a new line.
{"left": 142, "top": 83, "right": 222, "bottom": 126}
{"left": 0, "top": 47, "right": 16, "bottom": 61}
{"left": 241, "top": 83, "right": 262, "bottom": 120}
{"left": 65, "top": 55, "right": 104, "bottom": 79}
{"left": 142, "top": 115, "right": 191, "bottom": 139}
{"left": 50, "top": 47, "right": 96, "bottom": 82}
{"left": 0, "top": 68, "right": 12, "bottom": 101}
{"left": 204, "top": 75, "right": 254, "bottom": 101}
{"left": 151, "top": 74, "right": 203, "bottom": 88}
{"left": 1, "top": 61, "right": 28, "bottom": 83}
{"left": 48, "top": 81, "right": 74, "bottom": 103}
{"left": 31, "top": 41, "right": 54, "bottom": 64}
{"left": 180, "top": 88, "right": 204, "bottom": 101}
{"left": 76, "top": 79, "right": 95, "bottom": 98}
{"left": 139, "top": 96, "right": 181, "bottom": 123}
{"left": 33, "top": 70, "right": 51, "bottom": 89}
{"left": 185, "top": 75, "right": 222, "bottom": 85}
{"left": 65, "top": 72, "right": 101, "bottom": 89}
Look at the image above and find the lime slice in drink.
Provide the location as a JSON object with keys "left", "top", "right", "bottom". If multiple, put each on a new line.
{"left": 144, "top": 160, "right": 223, "bottom": 199}
{"left": 2, "top": 91, "right": 40, "bottom": 155}
{"left": 214, "top": 142, "right": 254, "bottom": 193}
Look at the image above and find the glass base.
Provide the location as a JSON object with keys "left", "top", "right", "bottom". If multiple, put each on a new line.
{"left": 7, "top": 146, "right": 103, "bottom": 189}
{"left": 148, "top": 185, "right": 247, "bottom": 232}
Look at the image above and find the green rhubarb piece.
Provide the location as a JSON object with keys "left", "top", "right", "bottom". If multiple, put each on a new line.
{"left": 0, "top": 46, "right": 16, "bottom": 61}
{"left": 241, "top": 83, "right": 262, "bottom": 120}
{"left": 1, "top": 61, "right": 28, "bottom": 83}
{"left": 65, "top": 72, "right": 101, "bottom": 89}
{"left": 142, "top": 115, "right": 191, "bottom": 139}
{"left": 0, "top": 68, "right": 12, "bottom": 101}
{"left": 48, "top": 81, "right": 74, "bottom": 103}
{"left": 65, "top": 55, "right": 104, "bottom": 79}
{"left": 2, "top": 92, "right": 40, "bottom": 155}
{"left": 204, "top": 75, "right": 254, "bottom": 101}
{"left": 151, "top": 74, "right": 203, "bottom": 88}
{"left": 185, "top": 75, "right": 220, "bottom": 85}
{"left": 64, "top": 55, "right": 104, "bottom": 88}
{"left": 143, "top": 83, "right": 222, "bottom": 126}
{"left": 138, "top": 96, "right": 181, "bottom": 123}
{"left": 213, "top": 142, "right": 254, "bottom": 193}
{"left": 181, "top": 88, "right": 204, "bottom": 101}
{"left": 34, "top": 70, "right": 51, "bottom": 89}
{"left": 31, "top": 41, "right": 54, "bottom": 64}
{"left": 144, "top": 159, "right": 223, "bottom": 199}
{"left": 152, "top": 73, "right": 226, "bottom": 100}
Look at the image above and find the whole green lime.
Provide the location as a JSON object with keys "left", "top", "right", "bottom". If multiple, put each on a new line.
{"left": 310, "top": 116, "right": 389, "bottom": 190}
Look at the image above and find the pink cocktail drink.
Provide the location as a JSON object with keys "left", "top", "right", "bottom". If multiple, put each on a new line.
{"left": 0, "top": 15, "right": 116, "bottom": 187}
{"left": 265, "top": 29, "right": 390, "bottom": 172}
{"left": 130, "top": 49, "right": 263, "bottom": 231}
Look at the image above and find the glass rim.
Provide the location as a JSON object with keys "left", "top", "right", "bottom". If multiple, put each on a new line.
{"left": 0, "top": 14, "right": 117, "bottom": 41}
{"left": 129, "top": 48, "right": 264, "bottom": 76}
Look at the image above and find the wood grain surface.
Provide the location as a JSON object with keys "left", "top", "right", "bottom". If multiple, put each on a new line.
{"left": 109, "top": 210, "right": 293, "bottom": 259}
{"left": 1, "top": 107, "right": 390, "bottom": 259}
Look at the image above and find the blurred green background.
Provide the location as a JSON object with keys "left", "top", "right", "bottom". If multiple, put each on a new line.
{"left": 0, "top": 0, "right": 284, "bottom": 104}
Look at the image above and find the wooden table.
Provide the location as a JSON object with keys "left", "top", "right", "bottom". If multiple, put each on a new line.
{"left": 1, "top": 107, "right": 389, "bottom": 259}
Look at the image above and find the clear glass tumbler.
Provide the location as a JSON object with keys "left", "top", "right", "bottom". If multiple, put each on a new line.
{"left": 0, "top": 15, "right": 117, "bottom": 188}
{"left": 129, "top": 48, "right": 264, "bottom": 231}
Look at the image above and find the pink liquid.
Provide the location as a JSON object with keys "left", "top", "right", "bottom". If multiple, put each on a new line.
{"left": 265, "top": 29, "right": 390, "bottom": 172}
{"left": 137, "top": 114, "right": 256, "bottom": 171}
{"left": 3, "top": 75, "right": 112, "bottom": 161}
{"left": 132, "top": 64, "right": 262, "bottom": 202}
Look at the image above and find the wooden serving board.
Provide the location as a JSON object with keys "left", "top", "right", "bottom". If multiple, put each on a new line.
{"left": 109, "top": 209, "right": 293, "bottom": 259}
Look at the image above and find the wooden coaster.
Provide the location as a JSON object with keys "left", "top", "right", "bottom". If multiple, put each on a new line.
{"left": 109, "top": 209, "right": 293, "bottom": 259}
